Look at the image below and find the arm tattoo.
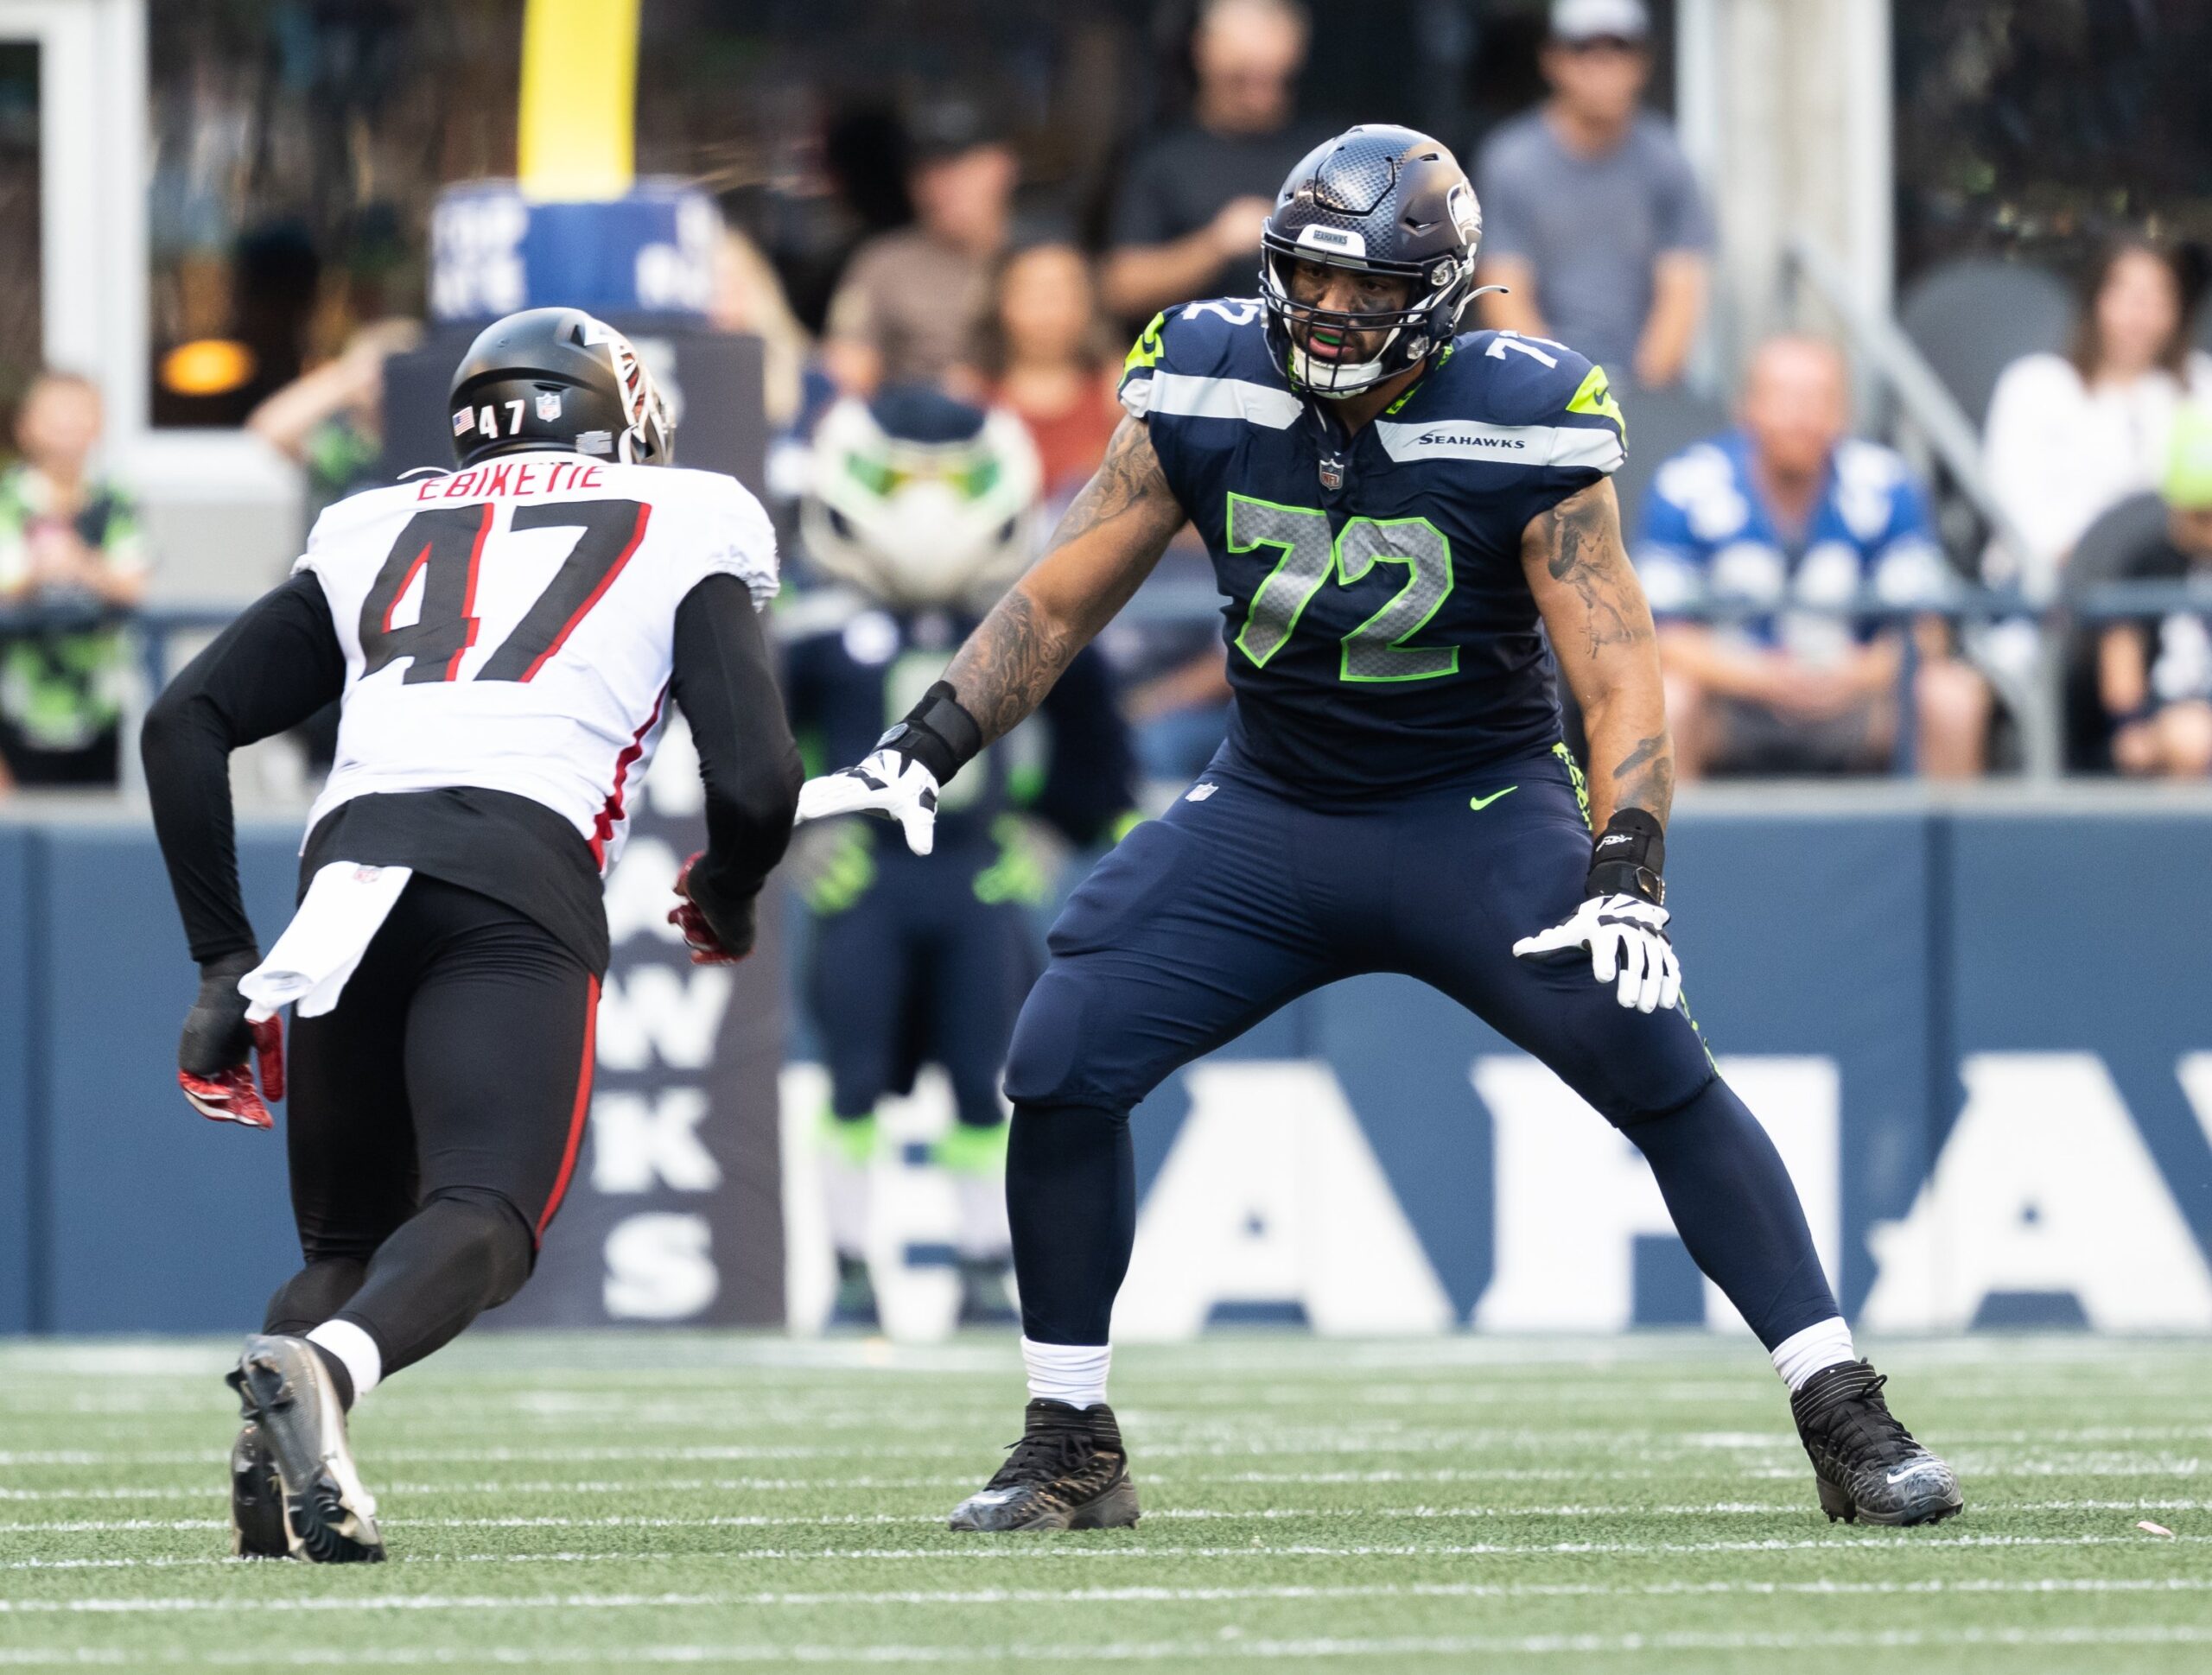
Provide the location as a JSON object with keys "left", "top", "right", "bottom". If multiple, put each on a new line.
{"left": 1611, "top": 728, "right": 1675, "bottom": 825}
{"left": 1533, "top": 485, "right": 1643, "bottom": 658}
{"left": 1045, "top": 412, "right": 1173, "bottom": 551}
{"left": 944, "top": 416, "right": 1178, "bottom": 747}
{"left": 943, "top": 587, "right": 1079, "bottom": 748}
{"left": 1525, "top": 481, "right": 1674, "bottom": 828}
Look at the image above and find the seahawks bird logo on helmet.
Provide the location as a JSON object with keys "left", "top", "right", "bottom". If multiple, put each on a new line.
{"left": 1257, "top": 125, "right": 1484, "bottom": 399}
{"left": 801, "top": 388, "right": 1042, "bottom": 609}
{"left": 448, "top": 307, "right": 676, "bottom": 467}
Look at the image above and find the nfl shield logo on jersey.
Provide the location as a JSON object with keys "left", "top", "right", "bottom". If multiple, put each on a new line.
{"left": 1318, "top": 452, "right": 1344, "bottom": 492}
{"left": 536, "top": 390, "right": 563, "bottom": 422}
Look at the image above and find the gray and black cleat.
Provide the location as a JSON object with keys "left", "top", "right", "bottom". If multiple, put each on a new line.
{"left": 954, "top": 1257, "right": 1018, "bottom": 1328}
{"left": 226, "top": 1335, "right": 385, "bottom": 1563}
{"left": 227, "top": 1420, "right": 290, "bottom": 1558}
{"left": 948, "top": 1399, "right": 1140, "bottom": 1532}
{"left": 1791, "top": 1359, "right": 1963, "bottom": 1526}
{"left": 830, "top": 1253, "right": 880, "bottom": 1330}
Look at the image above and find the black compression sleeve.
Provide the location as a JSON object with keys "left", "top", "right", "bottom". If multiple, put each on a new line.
{"left": 142, "top": 574, "right": 346, "bottom": 963}
{"left": 669, "top": 574, "right": 804, "bottom": 943}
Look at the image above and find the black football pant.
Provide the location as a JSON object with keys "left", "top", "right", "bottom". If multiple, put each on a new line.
{"left": 260, "top": 876, "right": 598, "bottom": 1381}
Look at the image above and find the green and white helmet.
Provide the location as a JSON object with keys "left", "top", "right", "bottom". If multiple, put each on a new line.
{"left": 802, "top": 388, "right": 1042, "bottom": 608}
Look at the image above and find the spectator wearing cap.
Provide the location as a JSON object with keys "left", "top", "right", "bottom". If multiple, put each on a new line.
{"left": 1635, "top": 336, "right": 1990, "bottom": 779}
{"left": 1475, "top": 0, "right": 1712, "bottom": 390}
{"left": 1101, "top": 0, "right": 1329, "bottom": 326}
{"left": 0, "top": 371, "right": 150, "bottom": 793}
{"left": 1984, "top": 238, "right": 2212, "bottom": 581}
{"left": 2097, "top": 403, "right": 2212, "bottom": 777}
{"left": 823, "top": 101, "right": 1017, "bottom": 395}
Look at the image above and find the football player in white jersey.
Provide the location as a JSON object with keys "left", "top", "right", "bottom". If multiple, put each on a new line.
{"left": 142, "top": 308, "right": 801, "bottom": 1563}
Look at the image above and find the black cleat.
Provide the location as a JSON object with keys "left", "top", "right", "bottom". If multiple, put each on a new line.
{"left": 1791, "top": 1359, "right": 1963, "bottom": 1526}
{"left": 830, "top": 1253, "right": 880, "bottom": 1330}
{"left": 948, "top": 1399, "right": 1140, "bottom": 1532}
{"left": 227, "top": 1421, "right": 290, "bottom": 1559}
{"left": 226, "top": 1336, "right": 385, "bottom": 1563}
{"left": 954, "top": 1257, "right": 1018, "bottom": 1328}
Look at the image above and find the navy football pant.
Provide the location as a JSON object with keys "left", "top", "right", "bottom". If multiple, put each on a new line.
{"left": 1003, "top": 742, "right": 1839, "bottom": 1352}
{"left": 809, "top": 845, "right": 1033, "bottom": 1128}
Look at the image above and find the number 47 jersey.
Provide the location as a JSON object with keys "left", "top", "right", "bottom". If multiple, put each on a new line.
{"left": 296, "top": 450, "right": 779, "bottom": 872}
{"left": 1120, "top": 299, "right": 1627, "bottom": 798}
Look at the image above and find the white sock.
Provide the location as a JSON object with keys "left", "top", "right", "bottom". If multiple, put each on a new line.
{"left": 952, "top": 1173, "right": 1010, "bottom": 1261}
{"left": 821, "top": 1154, "right": 872, "bottom": 1260}
{"left": 306, "top": 1318, "right": 382, "bottom": 1400}
{"left": 1022, "top": 1337, "right": 1110, "bottom": 1408}
{"left": 1770, "top": 1317, "right": 1857, "bottom": 1393}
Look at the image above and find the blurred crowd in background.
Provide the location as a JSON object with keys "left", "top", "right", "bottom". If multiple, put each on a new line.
{"left": 4, "top": 0, "right": 2212, "bottom": 798}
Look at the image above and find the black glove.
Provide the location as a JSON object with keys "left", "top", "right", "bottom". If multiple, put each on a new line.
{"left": 178, "top": 949, "right": 285, "bottom": 1129}
{"left": 669, "top": 852, "right": 758, "bottom": 964}
{"left": 180, "top": 950, "right": 257, "bottom": 1075}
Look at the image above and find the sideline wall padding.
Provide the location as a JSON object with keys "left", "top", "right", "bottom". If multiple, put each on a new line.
{"left": 33, "top": 827, "right": 302, "bottom": 1333}
{"left": 0, "top": 830, "right": 34, "bottom": 1333}
{"left": 9, "top": 804, "right": 2212, "bottom": 1335}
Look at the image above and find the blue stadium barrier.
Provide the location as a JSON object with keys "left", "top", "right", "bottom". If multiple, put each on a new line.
{"left": 4, "top": 796, "right": 2212, "bottom": 1335}
{"left": 0, "top": 828, "right": 35, "bottom": 1335}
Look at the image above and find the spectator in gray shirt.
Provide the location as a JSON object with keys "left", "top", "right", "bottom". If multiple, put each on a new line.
{"left": 1475, "top": 0, "right": 1712, "bottom": 390}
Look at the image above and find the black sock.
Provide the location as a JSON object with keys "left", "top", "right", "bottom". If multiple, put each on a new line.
{"left": 1624, "top": 1076, "right": 1840, "bottom": 1349}
{"left": 1006, "top": 1102, "right": 1135, "bottom": 1345}
{"left": 305, "top": 1340, "right": 357, "bottom": 1412}
{"left": 334, "top": 1189, "right": 534, "bottom": 1380}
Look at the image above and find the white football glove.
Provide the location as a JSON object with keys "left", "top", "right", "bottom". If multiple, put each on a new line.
{"left": 795, "top": 747, "right": 943, "bottom": 856}
{"left": 1513, "top": 892, "right": 1682, "bottom": 1014}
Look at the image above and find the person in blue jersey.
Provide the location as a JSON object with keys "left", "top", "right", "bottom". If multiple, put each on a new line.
{"left": 798, "top": 127, "right": 1962, "bottom": 1532}
{"left": 1636, "top": 334, "right": 1990, "bottom": 778}
{"left": 787, "top": 388, "right": 1137, "bottom": 1328}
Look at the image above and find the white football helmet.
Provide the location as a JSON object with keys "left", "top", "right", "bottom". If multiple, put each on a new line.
{"left": 801, "top": 389, "right": 1042, "bottom": 608}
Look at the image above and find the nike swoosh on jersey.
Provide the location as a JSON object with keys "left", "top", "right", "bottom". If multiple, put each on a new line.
{"left": 1468, "top": 786, "right": 1518, "bottom": 811}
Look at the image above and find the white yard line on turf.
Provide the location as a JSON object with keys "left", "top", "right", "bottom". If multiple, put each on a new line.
{"left": 9, "top": 1429, "right": 2212, "bottom": 1468}
{"left": 0, "top": 1533, "right": 2207, "bottom": 1563}
{"left": 5, "top": 1498, "right": 2209, "bottom": 1535}
{"left": 9, "top": 1455, "right": 2212, "bottom": 1488}
{"left": 12, "top": 1577, "right": 2212, "bottom": 1614}
{"left": 6, "top": 1626, "right": 2212, "bottom": 1665}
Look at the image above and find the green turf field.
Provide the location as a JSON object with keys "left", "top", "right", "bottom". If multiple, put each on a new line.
{"left": 2, "top": 1334, "right": 2209, "bottom": 1672}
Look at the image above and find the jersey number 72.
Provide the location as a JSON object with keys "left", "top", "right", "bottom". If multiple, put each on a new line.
{"left": 357, "top": 499, "right": 650, "bottom": 684}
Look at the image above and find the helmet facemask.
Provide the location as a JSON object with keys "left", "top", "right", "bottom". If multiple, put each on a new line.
{"left": 581, "top": 319, "right": 677, "bottom": 466}
{"left": 1260, "top": 240, "right": 1470, "bottom": 400}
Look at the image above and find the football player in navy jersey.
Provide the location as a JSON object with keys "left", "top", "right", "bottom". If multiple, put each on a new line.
{"left": 786, "top": 390, "right": 1136, "bottom": 1327}
{"left": 799, "top": 126, "right": 1961, "bottom": 1532}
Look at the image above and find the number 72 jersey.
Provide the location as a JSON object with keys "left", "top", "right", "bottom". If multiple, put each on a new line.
{"left": 295, "top": 452, "right": 779, "bottom": 870}
{"left": 1120, "top": 298, "right": 1627, "bottom": 798}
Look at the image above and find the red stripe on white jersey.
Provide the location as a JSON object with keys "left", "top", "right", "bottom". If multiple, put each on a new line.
{"left": 440, "top": 502, "right": 496, "bottom": 682}
{"left": 518, "top": 501, "right": 652, "bottom": 682}
{"left": 588, "top": 686, "right": 667, "bottom": 870}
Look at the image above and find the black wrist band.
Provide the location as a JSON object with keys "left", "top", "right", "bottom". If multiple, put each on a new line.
{"left": 878, "top": 680, "right": 983, "bottom": 785}
{"left": 1586, "top": 809, "right": 1666, "bottom": 905}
